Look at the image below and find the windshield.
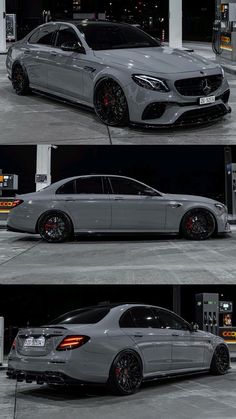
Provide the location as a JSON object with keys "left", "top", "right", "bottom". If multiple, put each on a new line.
{"left": 77, "top": 23, "right": 161, "bottom": 51}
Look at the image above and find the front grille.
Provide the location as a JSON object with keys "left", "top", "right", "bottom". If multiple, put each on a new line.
{"left": 175, "top": 104, "right": 228, "bottom": 126}
{"left": 142, "top": 103, "right": 166, "bottom": 120}
{"left": 175, "top": 75, "right": 223, "bottom": 96}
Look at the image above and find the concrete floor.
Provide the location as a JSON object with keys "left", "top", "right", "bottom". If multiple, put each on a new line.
{"left": 1, "top": 54, "right": 236, "bottom": 145}
{"left": 0, "top": 228, "right": 236, "bottom": 284}
{"left": 1, "top": 367, "right": 236, "bottom": 419}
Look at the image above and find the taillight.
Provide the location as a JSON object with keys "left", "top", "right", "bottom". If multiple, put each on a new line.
{"left": 56, "top": 335, "right": 90, "bottom": 351}
{"left": 12, "top": 199, "right": 24, "bottom": 208}
{"left": 11, "top": 338, "right": 16, "bottom": 350}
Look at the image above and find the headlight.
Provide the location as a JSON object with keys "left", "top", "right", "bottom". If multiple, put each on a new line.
{"left": 132, "top": 74, "right": 170, "bottom": 92}
{"left": 215, "top": 203, "right": 227, "bottom": 214}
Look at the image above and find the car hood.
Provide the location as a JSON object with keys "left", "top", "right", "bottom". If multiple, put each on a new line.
{"left": 94, "top": 46, "right": 219, "bottom": 75}
{"left": 163, "top": 193, "right": 219, "bottom": 205}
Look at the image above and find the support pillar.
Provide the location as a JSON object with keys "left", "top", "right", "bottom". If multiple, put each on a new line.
{"left": 0, "top": 0, "right": 6, "bottom": 53}
{"left": 0, "top": 317, "right": 4, "bottom": 366}
{"left": 36, "top": 145, "right": 52, "bottom": 191}
{"left": 169, "top": 0, "right": 182, "bottom": 49}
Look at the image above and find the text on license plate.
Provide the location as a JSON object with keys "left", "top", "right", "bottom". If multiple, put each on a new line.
{"left": 199, "top": 96, "right": 215, "bottom": 105}
{"left": 24, "top": 336, "right": 45, "bottom": 347}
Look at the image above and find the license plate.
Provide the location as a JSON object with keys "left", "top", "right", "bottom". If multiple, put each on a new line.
{"left": 199, "top": 96, "right": 215, "bottom": 105}
{"left": 24, "top": 336, "right": 45, "bottom": 347}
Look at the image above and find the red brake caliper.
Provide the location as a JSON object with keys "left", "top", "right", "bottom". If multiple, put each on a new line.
{"left": 186, "top": 217, "right": 193, "bottom": 231}
{"left": 45, "top": 222, "right": 57, "bottom": 231}
{"left": 115, "top": 367, "right": 121, "bottom": 377}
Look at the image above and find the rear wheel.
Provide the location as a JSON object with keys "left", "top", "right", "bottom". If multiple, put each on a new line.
{"left": 94, "top": 78, "right": 129, "bottom": 126}
{"left": 38, "top": 212, "right": 73, "bottom": 243}
{"left": 108, "top": 350, "right": 142, "bottom": 396}
{"left": 12, "top": 64, "right": 30, "bottom": 95}
{"left": 210, "top": 344, "right": 230, "bottom": 375}
{"left": 181, "top": 209, "right": 215, "bottom": 240}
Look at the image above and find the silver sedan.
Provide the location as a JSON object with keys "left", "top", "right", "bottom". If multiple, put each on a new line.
{"left": 6, "top": 21, "right": 231, "bottom": 127}
{"left": 7, "top": 175, "right": 230, "bottom": 243}
{"left": 7, "top": 303, "right": 230, "bottom": 395}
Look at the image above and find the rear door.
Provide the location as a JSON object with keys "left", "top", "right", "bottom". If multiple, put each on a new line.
{"left": 25, "top": 23, "right": 59, "bottom": 89}
{"left": 55, "top": 176, "right": 111, "bottom": 231}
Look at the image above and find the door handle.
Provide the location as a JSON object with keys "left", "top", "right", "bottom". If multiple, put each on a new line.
{"left": 134, "top": 333, "right": 143, "bottom": 338}
{"left": 65, "top": 199, "right": 76, "bottom": 202}
{"left": 114, "top": 197, "right": 124, "bottom": 201}
{"left": 50, "top": 51, "right": 57, "bottom": 56}
{"left": 172, "top": 333, "right": 180, "bottom": 337}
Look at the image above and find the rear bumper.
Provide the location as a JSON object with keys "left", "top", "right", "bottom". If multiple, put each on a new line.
{"left": 7, "top": 368, "right": 102, "bottom": 386}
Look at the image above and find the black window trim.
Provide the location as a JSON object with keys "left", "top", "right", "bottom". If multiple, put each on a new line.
{"left": 56, "top": 176, "right": 106, "bottom": 195}
{"left": 108, "top": 176, "right": 160, "bottom": 197}
{"left": 28, "top": 24, "right": 59, "bottom": 47}
{"left": 154, "top": 308, "right": 191, "bottom": 331}
{"left": 54, "top": 23, "right": 83, "bottom": 50}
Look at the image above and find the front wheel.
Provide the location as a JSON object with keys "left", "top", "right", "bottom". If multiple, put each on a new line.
{"left": 181, "top": 209, "right": 216, "bottom": 240}
{"left": 210, "top": 344, "right": 230, "bottom": 375}
{"left": 11, "top": 64, "right": 31, "bottom": 95}
{"left": 107, "top": 350, "right": 143, "bottom": 396}
{"left": 94, "top": 78, "right": 129, "bottom": 127}
{"left": 38, "top": 212, "right": 73, "bottom": 243}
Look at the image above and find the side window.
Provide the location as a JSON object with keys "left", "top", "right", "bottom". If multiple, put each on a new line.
{"left": 155, "top": 309, "right": 189, "bottom": 331}
{"left": 56, "top": 180, "right": 75, "bottom": 195}
{"left": 109, "top": 177, "right": 156, "bottom": 196}
{"left": 75, "top": 177, "right": 103, "bottom": 194}
{"left": 56, "top": 25, "right": 79, "bottom": 47}
{"left": 130, "top": 307, "right": 156, "bottom": 328}
{"left": 119, "top": 310, "right": 135, "bottom": 328}
{"left": 28, "top": 25, "right": 56, "bottom": 46}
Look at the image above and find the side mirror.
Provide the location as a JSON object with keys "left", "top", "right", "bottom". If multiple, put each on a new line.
{"left": 61, "top": 42, "right": 86, "bottom": 54}
{"left": 143, "top": 188, "right": 158, "bottom": 197}
{"left": 189, "top": 322, "right": 199, "bottom": 332}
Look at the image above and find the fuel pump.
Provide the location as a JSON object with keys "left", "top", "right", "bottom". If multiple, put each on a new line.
{"left": 195, "top": 293, "right": 219, "bottom": 335}
{"left": 213, "top": 0, "right": 236, "bottom": 60}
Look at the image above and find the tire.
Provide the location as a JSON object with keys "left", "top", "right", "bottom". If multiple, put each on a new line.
{"left": 107, "top": 350, "right": 143, "bottom": 396}
{"left": 181, "top": 208, "right": 216, "bottom": 240}
{"left": 11, "top": 64, "right": 31, "bottom": 95}
{"left": 210, "top": 344, "right": 230, "bottom": 375}
{"left": 38, "top": 211, "right": 73, "bottom": 243}
{"left": 94, "top": 78, "right": 129, "bottom": 127}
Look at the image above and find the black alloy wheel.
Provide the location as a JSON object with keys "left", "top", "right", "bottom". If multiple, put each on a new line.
{"left": 210, "top": 344, "right": 230, "bottom": 375}
{"left": 108, "top": 350, "right": 143, "bottom": 395}
{"left": 12, "top": 64, "right": 30, "bottom": 95}
{"left": 38, "top": 212, "right": 73, "bottom": 243}
{"left": 181, "top": 209, "right": 215, "bottom": 240}
{"left": 94, "top": 78, "right": 129, "bottom": 126}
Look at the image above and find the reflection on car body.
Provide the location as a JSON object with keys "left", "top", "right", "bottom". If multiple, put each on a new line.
{"left": 7, "top": 174, "right": 230, "bottom": 243}
{"left": 7, "top": 303, "right": 230, "bottom": 395}
{"left": 6, "top": 21, "right": 231, "bottom": 127}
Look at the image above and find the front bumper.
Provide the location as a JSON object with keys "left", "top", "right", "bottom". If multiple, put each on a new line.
{"left": 126, "top": 75, "right": 231, "bottom": 126}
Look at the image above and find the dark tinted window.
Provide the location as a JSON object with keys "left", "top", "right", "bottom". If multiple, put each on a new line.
{"left": 56, "top": 180, "right": 75, "bottom": 195}
{"left": 49, "top": 307, "right": 110, "bottom": 325}
{"left": 110, "top": 177, "right": 156, "bottom": 196}
{"left": 28, "top": 25, "right": 56, "bottom": 45}
{"left": 75, "top": 177, "right": 103, "bottom": 194}
{"left": 119, "top": 310, "right": 135, "bottom": 328}
{"left": 77, "top": 23, "right": 160, "bottom": 50}
{"left": 56, "top": 24, "right": 79, "bottom": 47}
{"left": 154, "top": 309, "right": 189, "bottom": 331}
{"left": 130, "top": 307, "right": 156, "bottom": 328}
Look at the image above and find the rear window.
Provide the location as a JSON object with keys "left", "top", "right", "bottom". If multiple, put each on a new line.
{"left": 49, "top": 307, "right": 110, "bottom": 324}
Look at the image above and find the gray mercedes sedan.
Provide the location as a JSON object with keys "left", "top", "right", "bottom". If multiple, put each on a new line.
{"left": 7, "top": 175, "right": 230, "bottom": 243}
{"left": 7, "top": 303, "right": 230, "bottom": 395}
{"left": 6, "top": 21, "right": 230, "bottom": 127}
